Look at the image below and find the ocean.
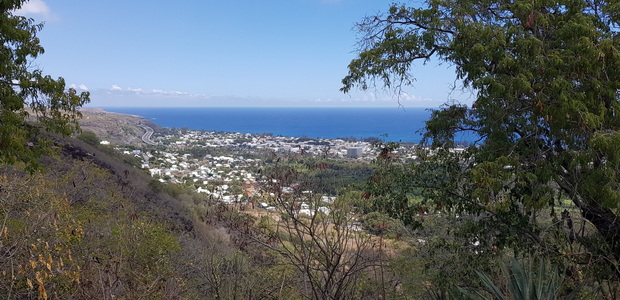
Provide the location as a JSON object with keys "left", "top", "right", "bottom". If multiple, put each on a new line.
{"left": 102, "top": 107, "right": 438, "bottom": 143}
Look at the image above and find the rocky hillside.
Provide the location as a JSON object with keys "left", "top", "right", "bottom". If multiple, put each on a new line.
{"left": 78, "top": 108, "right": 159, "bottom": 145}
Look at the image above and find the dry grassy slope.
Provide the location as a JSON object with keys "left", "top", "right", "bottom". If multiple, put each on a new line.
{"left": 78, "top": 107, "right": 159, "bottom": 146}
{"left": 54, "top": 134, "right": 193, "bottom": 232}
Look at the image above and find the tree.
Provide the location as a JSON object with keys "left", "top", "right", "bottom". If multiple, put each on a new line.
{"left": 254, "top": 159, "right": 397, "bottom": 299}
{"left": 77, "top": 130, "right": 100, "bottom": 146}
{"left": 343, "top": 0, "right": 620, "bottom": 288}
{"left": 1, "top": 0, "right": 89, "bottom": 171}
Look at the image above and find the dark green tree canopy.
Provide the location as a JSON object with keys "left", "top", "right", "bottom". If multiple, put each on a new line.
{"left": 1, "top": 0, "right": 89, "bottom": 171}
{"left": 344, "top": 0, "right": 620, "bottom": 276}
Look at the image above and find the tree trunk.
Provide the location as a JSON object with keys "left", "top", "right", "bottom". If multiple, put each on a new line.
{"left": 578, "top": 201, "right": 620, "bottom": 263}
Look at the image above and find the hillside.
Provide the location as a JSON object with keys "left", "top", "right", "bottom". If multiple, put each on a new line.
{"left": 78, "top": 108, "right": 159, "bottom": 146}
{"left": 0, "top": 119, "right": 398, "bottom": 299}
{"left": 7, "top": 111, "right": 611, "bottom": 299}
{"left": 0, "top": 132, "right": 293, "bottom": 299}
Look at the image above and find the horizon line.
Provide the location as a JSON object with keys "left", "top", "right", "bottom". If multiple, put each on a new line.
{"left": 85, "top": 105, "right": 441, "bottom": 109}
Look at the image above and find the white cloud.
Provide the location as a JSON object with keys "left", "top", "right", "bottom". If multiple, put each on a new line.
{"left": 396, "top": 92, "right": 433, "bottom": 103}
{"left": 91, "top": 85, "right": 437, "bottom": 108}
{"left": 354, "top": 92, "right": 434, "bottom": 103}
{"left": 327, "top": 91, "right": 438, "bottom": 107}
{"left": 106, "top": 85, "right": 199, "bottom": 97}
{"left": 13, "top": 0, "right": 57, "bottom": 21}
{"left": 89, "top": 86, "right": 218, "bottom": 107}
{"left": 70, "top": 83, "right": 89, "bottom": 91}
{"left": 150, "top": 89, "right": 190, "bottom": 96}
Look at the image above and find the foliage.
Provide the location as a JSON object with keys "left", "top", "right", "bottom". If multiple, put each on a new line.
{"left": 57, "top": 135, "right": 313, "bottom": 299}
{"left": 258, "top": 158, "right": 400, "bottom": 299}
{"left": 344, "top": 0, "right": 620, "bottom": 294}
{"left": 0, "top": 155, "right": 184, "bottom": 299}
{"left": 393, "top": 213, "right": 504, "bottom": 297}
{"left": 260, "top": 156, "right": 372, "bottom": 196}
{"left": 361, "top": 211, "right": 408, "bottom": 239}
{"left": 77, "top": 130, "right": 100, "bottom": 146}
{"left": 3, "top": 126, "right": 403, "bottom": 298}
{"left": 460, "top": 257, "right": 573, "bottom": 300}
{"left": 1, "top": 1, "right": 89, "bottom": 171}
{"left": 176, "top": 234, "right": 299, "bottom": 299}
{"left": 0, "top": 170, "right": 83, "bottom": 299}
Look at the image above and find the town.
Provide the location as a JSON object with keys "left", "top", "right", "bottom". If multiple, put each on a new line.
{"left": 110, "top": 126, "right": 423, "bottom": 205}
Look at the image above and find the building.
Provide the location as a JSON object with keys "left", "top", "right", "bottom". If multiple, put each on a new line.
{"left": 346, "top": 147, "right": 363, "bottom": 158}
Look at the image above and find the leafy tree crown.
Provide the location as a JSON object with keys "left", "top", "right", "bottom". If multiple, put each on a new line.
{"left": 1, "top": 0, "right": 90, "bottom": 171}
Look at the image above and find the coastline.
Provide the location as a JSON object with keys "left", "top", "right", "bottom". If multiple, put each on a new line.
{"left": 97, "top": 106, "right": 430, "bottom": 143}
{"left": 78, "top": 107, "right": 156, "bottom": 146}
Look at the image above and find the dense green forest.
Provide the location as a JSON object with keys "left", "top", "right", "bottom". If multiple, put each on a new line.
{"left": 3, "top": 0, "right": 620, "bottom": 299}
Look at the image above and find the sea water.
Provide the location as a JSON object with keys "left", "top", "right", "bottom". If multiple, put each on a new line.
{"left": 102, "top": 107, "right": 439, "bottom": 143}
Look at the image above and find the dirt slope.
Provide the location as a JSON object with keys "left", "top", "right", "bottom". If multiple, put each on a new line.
{"left": 78, "top": 107, "right": 159, "bottom": 146}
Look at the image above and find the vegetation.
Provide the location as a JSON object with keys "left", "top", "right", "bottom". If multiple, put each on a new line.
{"left": 76, "top": 130, "right": 100, "bottom": 146}
{"left": 260, "top": 163, "right": 380, "bottom": 299}
{"left": 1, "top": 0, "right": 89, "bottom": 171}
{"left": 0, "top": 131, "right": 410, "bottom": 299}
{"left": 262, "top": 156, "right": 375, "bottom": 195}
{"left": 0, "top": 151, "right": 183, "bottom": 299}
{"left": 343, "top": 0, "right": 620, "bottom": 297}
{"left": 5, "top": 0, "right": 620, "bottom": 298}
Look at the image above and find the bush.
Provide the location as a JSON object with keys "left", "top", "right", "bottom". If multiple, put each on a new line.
{"left": 361, "top": 211, "right": 407, "bottom": 239}
{"left": 77, "top": 131, "right": 100, "bottom": 145}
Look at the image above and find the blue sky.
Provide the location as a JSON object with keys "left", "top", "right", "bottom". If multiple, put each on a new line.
{"left": 16, "top": 0, "right": 466, "bottom": 108}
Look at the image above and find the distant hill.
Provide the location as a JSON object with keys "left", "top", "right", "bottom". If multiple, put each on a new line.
{"left": 78, "top": 107, "right": 160, "bottom": 145}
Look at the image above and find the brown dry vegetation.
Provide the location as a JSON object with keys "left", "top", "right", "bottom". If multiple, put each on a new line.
{"left": 1, "top": 129, "right": 416, "bottom": 299}
{"left": 77, "top": 108, "right": 159, "bottom": 146}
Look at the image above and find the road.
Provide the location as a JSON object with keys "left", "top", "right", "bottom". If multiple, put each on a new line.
{"left": 138, "top": 124, "right": 158, "bottom": 145}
